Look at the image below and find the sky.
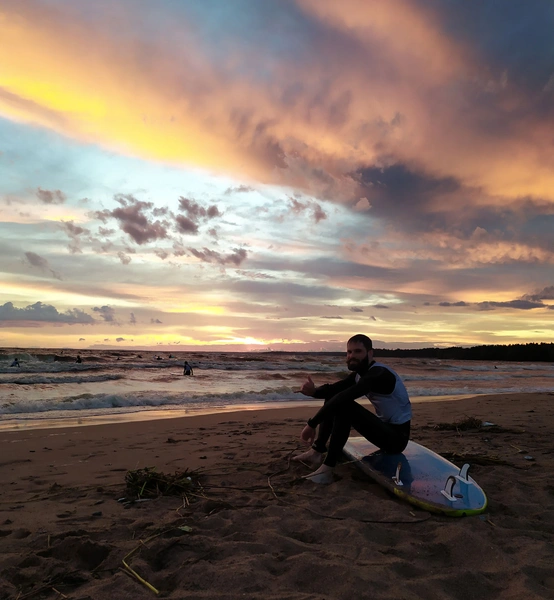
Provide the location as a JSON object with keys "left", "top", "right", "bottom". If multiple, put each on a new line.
{"left": 1, "top": 0, "right": 553, "bottom": 351}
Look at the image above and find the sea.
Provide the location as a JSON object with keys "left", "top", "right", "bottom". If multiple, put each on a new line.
{"left": 1, "top": 348, "right": 553, "bottom": 430}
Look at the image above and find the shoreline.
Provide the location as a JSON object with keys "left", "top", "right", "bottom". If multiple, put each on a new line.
{"left": 0, "top": 393, "right": 478, "bottom": 432}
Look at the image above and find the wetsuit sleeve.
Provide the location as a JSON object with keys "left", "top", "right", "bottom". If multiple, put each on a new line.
{"left": 307, "top": 366, "right": 396, "bottom": 428}
{"left": 312, "top": 372, "right": 357, "bottom": 400}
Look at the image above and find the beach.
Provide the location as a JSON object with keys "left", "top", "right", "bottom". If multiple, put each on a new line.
{"left": 1, "top": 392, "right": 554, "bottom": 599}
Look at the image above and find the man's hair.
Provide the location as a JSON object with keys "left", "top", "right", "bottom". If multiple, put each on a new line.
{"left": 348, "top": 334, "right": 373, "bottom": 350}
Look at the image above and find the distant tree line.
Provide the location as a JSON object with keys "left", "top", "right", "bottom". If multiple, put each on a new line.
{"left": 374, "top": 343, "right": 554, "bottom": 362}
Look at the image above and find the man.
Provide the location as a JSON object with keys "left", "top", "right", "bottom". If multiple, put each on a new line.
{"left": 183, "top": 361, "right": 193, "bottom": 376}
{"left": 295, "top": 334, "right": 411, "bottom": 484}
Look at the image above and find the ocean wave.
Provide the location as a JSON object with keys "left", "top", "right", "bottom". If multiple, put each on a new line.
{"left": 0, "top": 374, "right": 124, "bottom": 385}
{"left": 407, "top": 385, "right": 554, "bottom": 397}
{"left": 0, "top": 386, "right": 298, "bottom": 415}
{"left": 402, "top": 373, "right": 506, "bottom": 382}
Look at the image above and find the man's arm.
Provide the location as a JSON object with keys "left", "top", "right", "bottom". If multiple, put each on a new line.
{"left": 312, "top": 373, "right": 357, "bottom": 399}
{"left": 307, "top": 366, "right": 395, "bottom": 428}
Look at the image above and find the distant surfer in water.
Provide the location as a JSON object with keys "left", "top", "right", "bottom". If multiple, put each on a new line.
{"left": 294, "top": 334, "right": 412, "bottom": 484}
{"left": 10, "top": 357, "right": 20, "bottom": 368}
{"left": 183, "top": 361, "right": 193, "bottom": 376}
{"left": 75, "top": 355, "right": 82, "bottom": 363}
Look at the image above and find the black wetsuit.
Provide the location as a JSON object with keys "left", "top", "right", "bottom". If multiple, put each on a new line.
{"left": 307, "top": 361, "right": 411, "bottom": 467}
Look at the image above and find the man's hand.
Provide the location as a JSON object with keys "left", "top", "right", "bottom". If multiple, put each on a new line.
{"left": 300, "top": 424, "right": 316, "bottom": 446}
{"left": 297, "top": 375, "right": 316, "bottom": 397}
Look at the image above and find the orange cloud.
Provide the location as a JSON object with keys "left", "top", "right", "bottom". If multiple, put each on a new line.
{"left": 1, "top": 0, "right": 553, "bottom": 204}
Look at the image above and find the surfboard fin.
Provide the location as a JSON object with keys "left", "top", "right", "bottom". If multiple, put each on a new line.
{"left": 392, "top": 461, "right": 404, "bottom": 486}
{"left": 441, "top": 464, "right": 474, "bottom": 501}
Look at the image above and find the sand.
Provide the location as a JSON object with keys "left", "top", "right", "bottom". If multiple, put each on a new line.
{"left": 1, "top": 392, "right": 554, "bottom": 599}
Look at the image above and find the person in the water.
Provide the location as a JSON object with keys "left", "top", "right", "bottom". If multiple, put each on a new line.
{"left": 295, "top": 334, "right": 412, "bottom": 484}
{"left": 10, "top": 357, "right": 20, "bottom": 368}
{"left": 183, "top": 361, "right": 194, "bottom": 376}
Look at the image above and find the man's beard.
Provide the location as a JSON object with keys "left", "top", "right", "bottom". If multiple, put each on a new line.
{"left": 347, "top": 354, "right": 370, "bottom": 373}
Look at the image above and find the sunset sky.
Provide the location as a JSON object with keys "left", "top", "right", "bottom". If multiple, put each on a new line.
{"left": 1, "top": 0, "right": 553, "bottom": 351}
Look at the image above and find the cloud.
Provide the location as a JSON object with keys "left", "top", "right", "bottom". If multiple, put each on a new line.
{"left": 36, "top": 187, "right": 66, "bottom": 204}
{"left": 523, "top": 285, "right": 554, "bottom": 301}
{"left": 0, "top": 301, "right": 95, "bottom": 325}
{"left": 287, "top": 197, "right": 327, "bottom": 224}
{"left": 79, "top": 337, "right": 86, "bottom": 340}
{"left": 95, "top": 195, "right": 168, "bottom": 245}
{"left": 24, "top": 251, "right": 49, "bottom": 270}
{"left": 224, "top": 185, "right": 255, "bottom": 195}
{"left": 60, "top": 220, "right": 91, "bottom": 253}
{"left": 154, "top": 248, "right": 169, "bottom": 260}
{"left": 175, "top": 215, "right": 199, "bottom": 235}
{"left": 129, "top": 312, "right": 136, "bottom": 324}
{"left": 150, "top": 318, "right": 162, "bottom": 324}
{"left": 3, "top": 0, "right": 554, "bottom": 209}
{"left": 92, "top": 305, "right": 116, "bottom": 322}
{"left": 439, "top": 301, "right": 470, "bottom": 307}
{"left": 24, "top": 251, "right": 62, "bottom": 280}
{"left": 117, "top": 251, "right": 132, "bottom": 264}
{"left": 175, "top": 197, "right": 222, "bottom": 235}
{"left": 350, "top": 307, "right": 363, "bottom": 312}
{"left": 188, "top": 247, "right": 248, "bottom": 266}
{"left": 477, "top": 300, "right": 546, "bottom": 311}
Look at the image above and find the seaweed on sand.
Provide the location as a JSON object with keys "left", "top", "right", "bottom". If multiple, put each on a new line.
{"left": 433, "top": 416, "right": 484, "bottom": 431}
{"left": 125, "top": 467, "right": 201, "bottom": 499}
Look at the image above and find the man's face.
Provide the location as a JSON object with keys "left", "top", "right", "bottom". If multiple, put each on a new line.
{"left": 346, "top": 341, "right": 372, "bottom": 371}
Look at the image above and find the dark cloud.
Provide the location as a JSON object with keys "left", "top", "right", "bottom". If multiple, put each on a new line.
{"left": 373, "top": 305, "right": 389, "bottom": 309}
{"left": 151, "top": 318, "right": 162, "bottom": 324}
{"left": 477, "top": 300, "right": 545, "bottom": 311}
{"left": 350, "top": 307, "right": 363, "bottom": 312}
{"left": 129, "top": 313, "right": 136, "bottom": 324}
{"left": 95, "top": 195, "right": 168, "bottom": 244}
{"left": 175, "top": 215, "right": 199, "bottom": 234}
{"left": 287, "top": 197, "right": 327, "bottom": 224}
{"left": 24, "top": 251, "right": 62, "bottom": 280}
{"left": 93, "top": 305, "right": 116, "bottom": 322}
{"left": 178, "top": 197, "right": 222, "bottom": 223}
{"left": 355, "top": 163, "right": 460, "bottom": 229}
{"left": 312, "top": 203, "right": 327, "bottom": 223}
{"left": 224, "top": 185, "right": 255, "bottom": 195}
{"left": 188, "top": 247, "right": 248, "bottom": 266}
{"left": 116, "top": 337, "right": 126, "bottom": 342}
{"left": 60, "top": 221, "right": 88, "bottom": 236}
{"left": 321, "top": 315, "right": 343, "bottom": 319}
{"left": 36, "top": 187, "right": 66, "bottom": 204}
{"left": 24, "top": 251, "right": 49, "bottom": 270}
{"left": 439, "top": 301, "right": 470, "bottom": 307}
{"left": 0, "top": 301, "right": 95, "bottom": 324}
{"left": 60, "top": 220, "right": 91, "bottom": 254}
{"left": 523, "top": 285, "right": 554, "bottom": 301}
{"left": 154, "top": 248, "right": 169, "bottom": 260}
{"left": 433, "top": 1, "right": 554, "bottom": 95}
{"left": 117, "top": 251, "right": 131, "bottom": 265}
{"left": 79, "top": 337, "right": 85, "bottom": 340}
